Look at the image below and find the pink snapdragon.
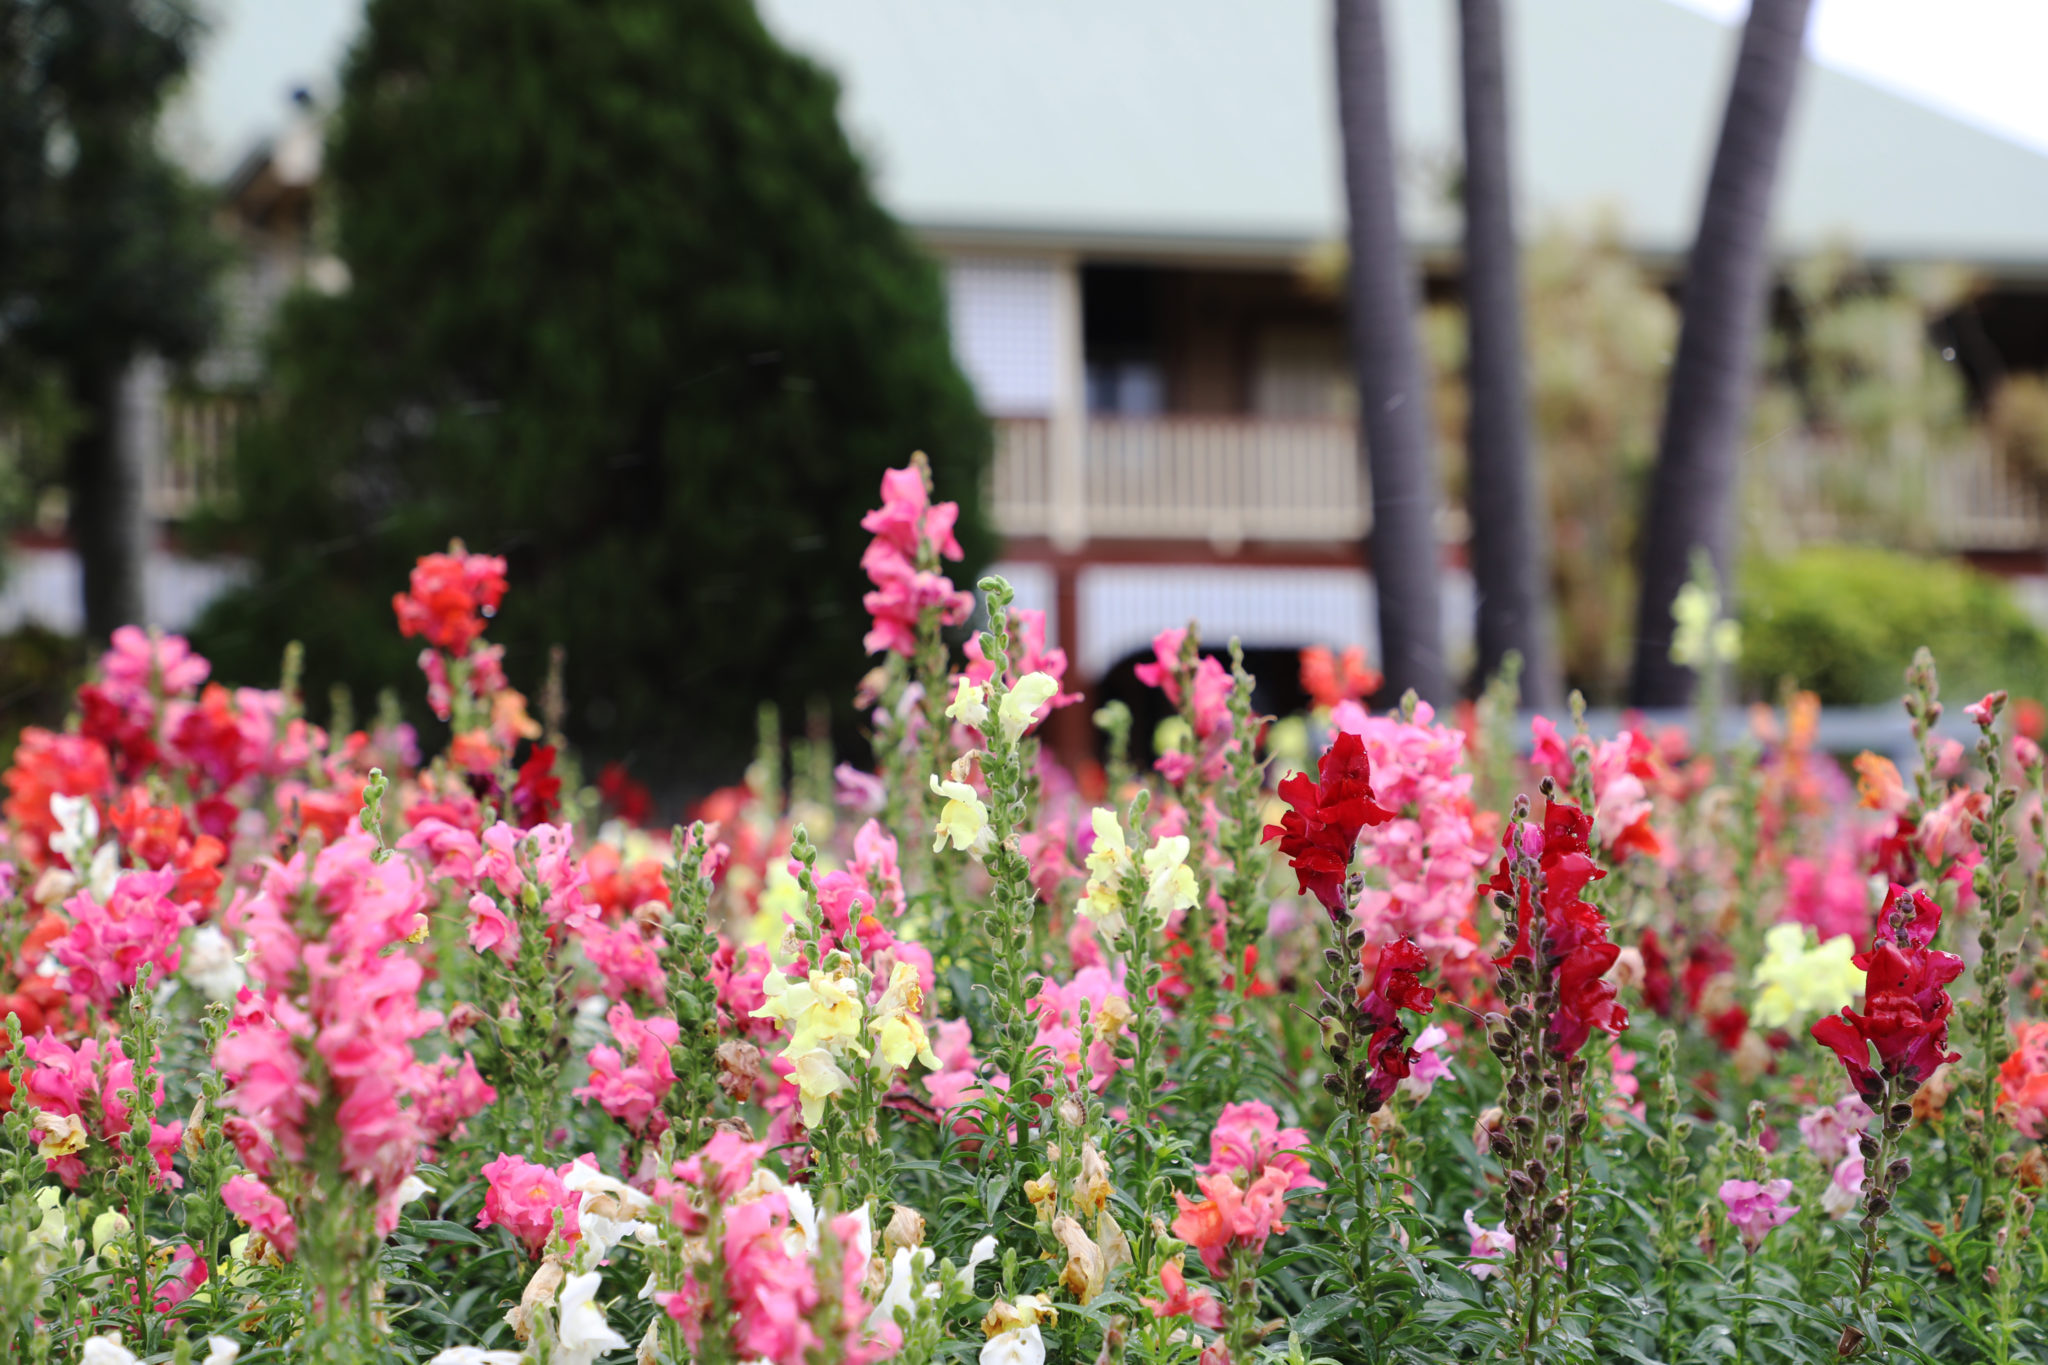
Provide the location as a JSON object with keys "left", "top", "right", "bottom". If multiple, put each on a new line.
{"left": 479, "top": 1153, "right": 583, "bottom": 1256}
{"left": 659, "top": 1188, "right": 896, "bottom": 1365}
{"left": 576, "top": 1003, "right": 680, "bottom": 1139}
{"left": 850, "top": 819, "right": 907, "bottom": 918}
{"left": 579, "top": 919, "right": 666, "bottom": 998}
{"left": 54, "top": 868, "right": 197, "bottom": 1007}
{"left": 1719, "top": 1178, "right": 1799, "bottom": 1252}
{"left": 222, "top": 1173, "right": 299, "bottom": 1260}
{"left": 1821, "top": 1155, "right": 1865, "bottom": 1219}
{"left": 1135, "top": 627, "right": 1236, "bottom": 782}
{"left": 1463, "top": 1209, "right": 1516, "bottom": 1279}
{"left": 1032, "top": 967, "right": 1132, "bottom": 1092}
{"left": 1328, "top": 701, "right": 1489, "bottom": 967}
{"left": 411, "top": 1052, "right": 498, "bottom": 1143}
{"left": 20, "top": 1033, "right": 182, "bottom": 1188}
{"left": 859, "top": 464, "right": 972, "bottom": 658}
{"left": 1797, "top": 1096, "right": 1874, "bottom": 1164}
{"left": 1200, "top": 1101, "right": 1323, "bottom": 1192}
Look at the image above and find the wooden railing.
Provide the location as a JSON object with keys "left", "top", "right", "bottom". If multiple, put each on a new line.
{"left": 1748, "top": 431, "right": 2045, "bottom": 553}
{"left": 155, "top": 395, "right": 248, "bottom": 518}
{"left": 992, "top": 415, "right": 2048, "bottom": 553}
{"left": 990, "top": 415, "right": 1368, "bottom": 546}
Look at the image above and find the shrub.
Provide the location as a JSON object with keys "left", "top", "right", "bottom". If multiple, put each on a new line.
{"left": 1740, "top": 543, "right": 2048, "bottom": 703}
{"left": 191, "top": 0, "right": 991, "bottom": 781}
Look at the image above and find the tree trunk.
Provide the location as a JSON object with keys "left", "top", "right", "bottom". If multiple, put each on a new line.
{"left": 66, "top": 353, "right": 158, "bottom": 640}
{"left": 1629, "top": 0, "right": 1813, "bottom": 706}
{"left": 1335, "top": 0, "right": 1447, "bottom": 706}
{"left": 1458, "top": 0, "right": 1558, "bottom": 713}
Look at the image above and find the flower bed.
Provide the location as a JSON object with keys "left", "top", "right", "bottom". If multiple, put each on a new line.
{"left": 2, "top": 458, "right": 2045, "bottom": 1363}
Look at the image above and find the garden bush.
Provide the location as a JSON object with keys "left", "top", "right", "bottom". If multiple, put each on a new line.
{"left": 4, "top": 462, "right": 2048, "bottom": 1363}
{"left": 1740, "top": 543, "right": 2048, "bottom": 704}
{"left": 190, "top": 0, "right": 990, "bottom": 782}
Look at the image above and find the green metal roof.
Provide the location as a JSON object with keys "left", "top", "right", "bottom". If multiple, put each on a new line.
{"left": 756, "top": 0, "right": 2048, "bottom": 268}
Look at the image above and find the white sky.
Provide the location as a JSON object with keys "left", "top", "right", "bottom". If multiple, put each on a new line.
{"left": 167, "top": 0, "right": 2048, "bottom": 178}
{"left": 1666, "top": 0, "right": 2048, "bottom": 156}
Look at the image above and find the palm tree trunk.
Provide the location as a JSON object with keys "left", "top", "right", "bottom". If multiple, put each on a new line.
{"left": 1336, "top": 0, "right": 1447, "bottom": 706}
{"left": 1458, "top": 0, "right": 1558, "bottom": 713}
{"left": 1629, "top": 0, "right": 1813, "bottom": 706}
{"left": 66, "top": 353, "right": 156, "bottom": 641}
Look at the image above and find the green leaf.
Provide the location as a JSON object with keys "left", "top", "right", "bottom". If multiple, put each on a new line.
{"left": 1289, "top": 1293, "right": 1360, "bottom": 1342}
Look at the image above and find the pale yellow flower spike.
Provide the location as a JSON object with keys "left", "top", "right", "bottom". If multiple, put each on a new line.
{"left": 1076, "top": 807, "right": 1133, "bottom": 936}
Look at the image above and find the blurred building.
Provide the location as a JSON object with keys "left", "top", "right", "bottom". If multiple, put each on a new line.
{"left": 16, "top": 0, "right": 2048, "bottom": 677}
{"left": 760, "top": 0, "right": 2048, "bottom": 688}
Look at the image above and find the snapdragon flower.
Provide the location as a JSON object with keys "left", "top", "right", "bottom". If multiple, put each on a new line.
{"left": 930, "top": 774, "right": 991, "bottom": 855}
{"left": 1751, "top": 923, "right": 1860, "bottom": 1029}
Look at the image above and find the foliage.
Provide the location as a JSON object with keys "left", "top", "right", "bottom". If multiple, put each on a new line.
{"left": 1740, "top": 544, "right": 2048, "bottom": 704}
{"left": 8, "top": 462, "right": 2048, "bottom": 1364}
{"left": 190, "top": 0, "right": 991, "bottom": 780}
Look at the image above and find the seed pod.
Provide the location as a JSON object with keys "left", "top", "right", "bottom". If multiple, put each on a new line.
{"left": 1527, "top": 1160, "right": 1548, "bottom": 1187}
{"left": 1995, "top": 1152, "right": 2020, "bottom": 1179}
{"left": 1511, "top": 1114, "right": 1537, "bottom": 1135}
{"left": 1868, "top": 1193, "right": 1892, "bottom": 1217}
{"left": 1543, "top": 1197, "right": 1567, "bottom": 1224}
{"left": 1567, "top": 1111, "right": 1589, "bottom": 1136}
{"left": 1836, "top": 1324, "right": 1865, "bottom": 1358}
{"left": 1886, "top": 1158, "right": 1912, "bottom": 1185}
{"left": 1888, "top": 1102, "right": 1913, "bottom": 1126}
{"left": 1540, "top": 1088, "right": 1563, "bottom": 1114}
{"left": 1322, "top": 1073, "right": 1345, "bottom": 1096}
{"left": 1509, "top": 1005, "right": 1535, "bottom": 1031}
{"left": 1489, "top": 1032, "right": 1515, "bottom": 1057}
{"left": 1859, "top": 1134, "right": 1880, "bottom": 1160}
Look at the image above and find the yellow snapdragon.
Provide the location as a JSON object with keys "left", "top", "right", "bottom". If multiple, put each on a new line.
{"left": 998, "top": 672, "right": 1061, "bottom": 744}
{"left": 1076, "top": 807, "right": 1133, "bottom": 935}
{"left": 946, "top": 678, "right": 990, "bottom": 730}
{"left": 1751, "top": 923, "right": 1861, "bottom": 1029}
{"left": 754, "top": 964, "right": 866, "bottom": 1058}
{"left": 930, "top": 774, "right": 991, "bottom": 855}
{"left": 1142, "top": 835, "right": 1198, "bottom": 915}
{"left": 870, "top": 960, "right": 942, "bottom": 1073}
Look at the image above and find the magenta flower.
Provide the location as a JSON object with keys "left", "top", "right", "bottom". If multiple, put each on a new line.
{"left": 54, "top": 868, "right": 196, "bottom": 1007}
{"left": 1200, "top": 1100, "right": 1323, "bottom": 1192}
{"left": 222, "top": 1174, "right": 299, "bottom": 1260}
{"left": 479, "top": 1153, "right": 582, "bottom": 1256}
{"left": 1719, "top": 1178, "right": 1799, "bottom": 1252}
{"left": 576, "top": 1003, "right": 681, "bottom": 1138}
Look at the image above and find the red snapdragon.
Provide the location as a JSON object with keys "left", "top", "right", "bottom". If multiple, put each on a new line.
{"left": 1489, "top": 798, "right": 1629, "bottom": 1055}
{"left": 1262, "top": 730, "right": 1393, "bottom": 919}
{"left": 391, "top": 548, "right": 509, "bottom": 655}
{"left": 1810, "top": 885, "right": 1962, "bottom": 1103}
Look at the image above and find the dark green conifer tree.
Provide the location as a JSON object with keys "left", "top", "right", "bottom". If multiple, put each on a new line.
{"left": 197, "top": 0, "right": 991, "bottom": 778}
